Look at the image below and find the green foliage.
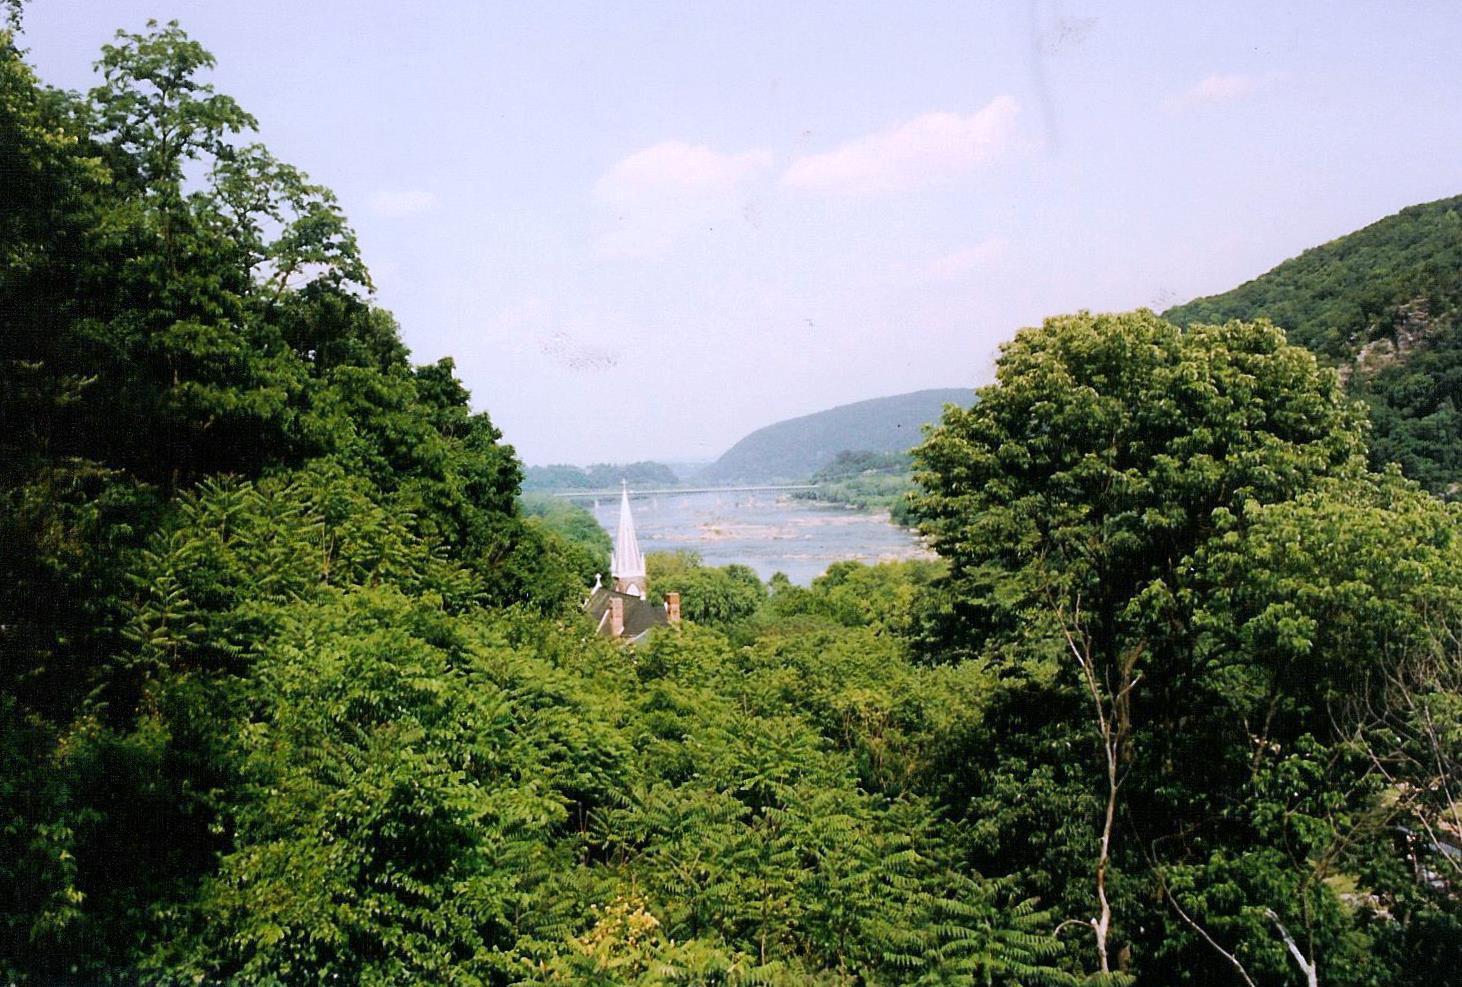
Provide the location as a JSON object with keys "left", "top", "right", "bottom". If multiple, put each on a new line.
{"left": 646, "top": 551, "right": 768, "bottom": 628}
{"left": 519, "top": 493, "right": 613, "bottom": 586}
{"left": 812, "top": 449, "right": 912, "bottom": 480}
{"left": 915, "top": 309, "right": 1366, "bottom": 666}
{"left": 518, "top": 495, "right": 612, "bottom": 555}
{"left": 561, "top": 621, "right": 1074, "bottom": 986}
{"left": 0, "top": 27, "right": 1073, "bottom": 982}
{"left": 914, "top": 309, "right": 1462, "bottom": 984}
{"left": 764, "top": 559, "right": 945, "bottom": 640}
{"left": 1165, "top": 196, "right": 1462, "bottom": 358}
{"left": 520, "top": 896, "right": 743, "bottom": 985}
{"left": 8, "top": 14, "right": 1459, "bottom": 987}
{"left": 1166, "top": 195, "right": 1462, "bottom": 494}
{"left": 799, "top": 449, "right": 921, "bottom": 527}
{"left": 0, "top": 21, "right": 576, "bottom": 980}
{"left": 154, "top": 590, "right": 628, "bottom": 985}
{"left": 791, "top": 470, "right": 919, "bottom": 526}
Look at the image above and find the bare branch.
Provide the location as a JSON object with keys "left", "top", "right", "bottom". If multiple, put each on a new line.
{"left": 1265, "top": 909, "right": 1318, "bottom": 987}
{"left": 1160, "top": 885, "right": 1258, "bottom": 987}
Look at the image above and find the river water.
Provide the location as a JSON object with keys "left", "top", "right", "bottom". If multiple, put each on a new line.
{"left": 588, "top": 490, "right": 932, "bottom": 585}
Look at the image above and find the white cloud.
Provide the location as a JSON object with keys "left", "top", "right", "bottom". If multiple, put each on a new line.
{"left": 781, "top": 97, "right": 1020, "bottom": 195}
{"left": 925, "top": 238, "right": 1009, "bottom": 280}
{"left": 367, "top": 188, "right": 437, "bottom": 218}
{"left": 592, "top": 141, "right": 772, "bottom": 259}
{"left": 595, "top": 141, "right": 773, "bottom": 201}
{"left": 1168, "top": 73, "right": 1263, "bottom": 109}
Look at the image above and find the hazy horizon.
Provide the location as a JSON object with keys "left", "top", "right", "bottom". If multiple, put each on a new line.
{"left": 19, "top": 1, "right": 1462, "bottom": 464}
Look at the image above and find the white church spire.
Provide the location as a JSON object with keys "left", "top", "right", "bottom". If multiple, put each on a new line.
{"left": 611, "top": 480, "right": 646, "bottom": 597}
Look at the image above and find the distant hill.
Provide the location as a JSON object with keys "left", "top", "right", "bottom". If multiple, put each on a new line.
{"left": 523, "top": 461, "right": 679, "bottom": 492}
{"left": 1165, "top": 194, "right": 1462, "bottom": 493}
{"left": 699, "top": 389, "right": 970, "bottom": 483}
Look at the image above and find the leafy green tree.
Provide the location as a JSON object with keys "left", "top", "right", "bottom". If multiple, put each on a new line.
{"left": 914, "top": 310, "right": 1367, "bottom": 980}
{"left": 916, "top": 309, "right": 1462, "bottom": 985}
{"left": 813, "top": 449, "right": 912, "bottom": 480}
{"left": 1136, "top": 472, "right": 1462, "bottom": 985}
{"left": 521, "top": 896, "right": 743, "bottom": 985}
{"left": 0, "top": 22, "right": 566, "bottom": 979}
{"left": 519, "top": 493, "right": 613, "bottom": 587}
{"left": 785, "top": 559, "right": 944, "bottom": 637}
{"left": 579, "top": 624, "right": 1075, "bottom": 985}
{"left": 647, "top": 551, "right": 767, "bottom": 628}
{"left": 154, "top": 590, "right": 628, "bottom": 985}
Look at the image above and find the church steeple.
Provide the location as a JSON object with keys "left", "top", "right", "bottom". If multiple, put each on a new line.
{"left": 611, "top": 480, "right": 647, "bottom": 597}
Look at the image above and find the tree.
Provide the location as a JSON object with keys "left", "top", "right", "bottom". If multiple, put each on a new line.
{"left": 1140, "top": 472, "right": 1462, "bottom": 985}
{"left": 0, "top": 23, "right": 564, "bottom": 978}
{"left": 914, "top": 310, "right": 1367, "bottom": 978}
{"left": 153, "top": 589, "right": 627, "bottom": 985}
{"left": 647, "top": 551, "right": 768, "bottom": 628}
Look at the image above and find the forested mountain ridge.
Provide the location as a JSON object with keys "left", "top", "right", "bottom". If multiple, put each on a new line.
{"left": 1165, "top": 194, "right": 1462, "bottom": 491}
{"left": 699, "top": 388, "right": 969, "bottom": 483}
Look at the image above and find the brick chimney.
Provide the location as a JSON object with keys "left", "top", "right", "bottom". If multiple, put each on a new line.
{"left": 666, "top": 591, "right": 681, "bottom": 626}
{"left": 609, "top": 596, "right": 624, "bottom": 637}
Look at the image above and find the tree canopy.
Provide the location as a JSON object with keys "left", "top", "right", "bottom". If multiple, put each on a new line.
{"left": 913, "top": 310, "right": 1461, "bottom": 984}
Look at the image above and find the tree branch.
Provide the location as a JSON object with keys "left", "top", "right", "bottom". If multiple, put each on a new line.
{"left": 1266, "top": 909, "right": 1318, "bottom": 987}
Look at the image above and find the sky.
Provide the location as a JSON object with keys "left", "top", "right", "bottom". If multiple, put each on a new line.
{"left": 18, "top": 1, "right": 1462, "bottom": 464}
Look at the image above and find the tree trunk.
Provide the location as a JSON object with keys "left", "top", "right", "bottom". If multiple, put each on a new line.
{"left": 1056, "top": 604, "right": 1140, "bottom": 978}
{"left": 1091, "top": 732, "right": 1119, "bottom": 974}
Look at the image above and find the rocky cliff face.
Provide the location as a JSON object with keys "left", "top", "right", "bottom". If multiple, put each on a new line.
{"left": 1343, "top": 298, "right": 1448, "bottom": 383}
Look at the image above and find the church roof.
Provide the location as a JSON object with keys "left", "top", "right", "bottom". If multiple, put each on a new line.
{"left": 585, "top": 587, "right": 668, "bottom": 641}
{"left": 611, "top": 481, "right": 645, "bottom": 581}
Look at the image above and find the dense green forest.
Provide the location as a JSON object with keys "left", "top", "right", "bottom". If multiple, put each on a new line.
{"left": 3, "top": 19, "right": 1461, "bottom": 987}
{"left": 1165, "top": 196, "right": 1462, "bottom": 494}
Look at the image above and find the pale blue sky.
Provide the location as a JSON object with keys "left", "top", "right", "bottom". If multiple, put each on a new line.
{"left": 19, "top": 2, "right": 1462, "bottom": 464}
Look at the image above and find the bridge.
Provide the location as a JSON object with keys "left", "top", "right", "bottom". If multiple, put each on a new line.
{"left": 550, "top": 483, "right": 821, "bottom": 500}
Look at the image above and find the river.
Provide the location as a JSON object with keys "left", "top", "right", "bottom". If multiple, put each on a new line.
{"left": 588, "top": 490, "right": 932, "bottom": 585}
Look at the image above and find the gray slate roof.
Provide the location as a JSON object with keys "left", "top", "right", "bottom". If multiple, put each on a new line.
{"left": 585, "top": 587, "right": 668, "bottom": 641}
